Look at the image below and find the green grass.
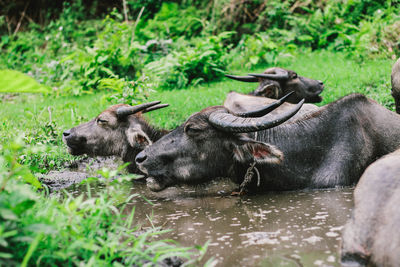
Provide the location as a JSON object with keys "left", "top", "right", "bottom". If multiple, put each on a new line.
{"left": 0, "top": 92, "right": 111, "bottom": 172}
{"left": 145, "top": 51, "right": 396, "bottom": 129}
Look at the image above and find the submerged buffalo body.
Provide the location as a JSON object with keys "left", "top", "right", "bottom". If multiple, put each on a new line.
{"left": 225, "top": 67, "right": 324, "bottom": 103}
{"left": 341, "top": 149, "right": 400, "bottom": 267}
{"left": 136, "top": 94, "right": 400, "bottom": 192}
{"left": 391, "top": 58, "right": 400, "bottom": 113}
{"left": 63, "top": 101, "right": 168, "bottom": 173}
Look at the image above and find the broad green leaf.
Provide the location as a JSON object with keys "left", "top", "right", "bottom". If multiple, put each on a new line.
{"left": 17, "top": 169, "right": 42, "bottom": 189}
{"left": 0, "top": 252, "right": 12, "bottom": 259}
{"left": 249, "top": 56, "right": 259, "bottom": 65}
{"left": 0, "top": 208, "right": 18, "bottom": 221}
{"left": 297, "top": 35, "right": 314, "bottom": 42}
{"left": 0, "top": 70, "right": 51, "bottom": 93}
{"left": 24, "top": 223, "right": 57, "bottom": 235}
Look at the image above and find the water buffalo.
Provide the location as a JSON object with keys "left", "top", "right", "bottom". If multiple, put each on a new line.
{"left": 391, "top": 58, "right": 400, "bottom": 113}
{"left": 63, "top": 101, "right": 169, "bottom": 173}
{"left": 135, "top": 93, "right": 400, "bottom": 192}
{"left": 341, "top": 149, "right": 400, "bottom": 267}
{"left": 62, "top": 92, "right": 308, "bottom": 175}
{"left": 225, "top": 67, "right": 324, "bottom": 103}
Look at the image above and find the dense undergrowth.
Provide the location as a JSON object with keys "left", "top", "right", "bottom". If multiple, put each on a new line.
{"left": 0, "top": 0, "right": 399, "bottom": 265}
{"left": 0, "top": 140, "right": 209, "bottom": 266}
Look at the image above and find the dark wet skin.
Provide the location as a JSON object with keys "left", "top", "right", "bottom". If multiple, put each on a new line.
{"left": 65, "top": 179, "right": 353, "bottom": 266}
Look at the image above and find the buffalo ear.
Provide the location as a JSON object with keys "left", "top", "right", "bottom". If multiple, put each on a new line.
{"left": 253, "top": 82, "right": 281, "bottom": 98}
{"left": 125, "top": 127, "right": 152, "bottom": 149}
{"left": 232, "top": 137, "right": 283, "bottom": 164}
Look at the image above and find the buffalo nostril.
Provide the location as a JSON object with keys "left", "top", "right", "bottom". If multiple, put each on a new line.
{"left": 135, "top": 151, "right": 147, "bottom": 164}
{"left": 63, "top": 130, "right": 71, "bottom": 137}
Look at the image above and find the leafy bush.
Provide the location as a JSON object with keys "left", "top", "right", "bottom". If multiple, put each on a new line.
{"left": 46, "top": 15, "right": 144, "bottom": 95}
{"left": 0, "top": 140, "right": 205, "bottom": 266}
{"left": 144, "top": 32, "right": 233, "bottom": 90}
{"left": 228, "top": 33, "right": 297, "bottom": 69}
{"left": 1, "top": 7, "right": 153, "bottom": 96}
{"left": 137, "top": 2, "right": 204, "bottom": 41}
{"left": 0, "top": 29, "right": 46, "bottom": 72}
{"left": 337, "top": 8, "right": 400, "bottom": 60}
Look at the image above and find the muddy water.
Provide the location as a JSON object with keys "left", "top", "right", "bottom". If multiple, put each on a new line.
{"left": 66, "top": 179, "right": 353, "bottom": 266}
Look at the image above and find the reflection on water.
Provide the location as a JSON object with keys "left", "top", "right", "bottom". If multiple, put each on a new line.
{"left": 67, "top": 179, "right": 354, "bottom": 266}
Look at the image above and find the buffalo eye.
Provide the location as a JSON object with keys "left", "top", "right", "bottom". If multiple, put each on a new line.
{"left": 292, "top": 73, "right": 298, "bottom": 79}
{"left": 97, "top": 118, "right": 108, "bottom": 125}
{"left": 184, "top": 124, "right": 202, "bottom": 136}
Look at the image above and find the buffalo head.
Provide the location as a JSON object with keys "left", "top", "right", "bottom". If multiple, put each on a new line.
{"left": 225, "top": 67, "right": 324, "bottom": 103}
{"left": 63, "top": 101, "right": 168, "bottom": 173}
{"left": 135, "top": 94, "right": 304, "bottom": 191}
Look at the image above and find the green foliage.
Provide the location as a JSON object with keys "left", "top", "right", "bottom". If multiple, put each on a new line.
{"left": 1, "top": 8, "right": 148, "bottom": 97}
{"left": 100, "top": 75, "right": 152, "bottom": 105}
{"left": 228, "top": 33, "right": 297, "bottom": 69}
{"left": 127, "top": 0, "right": 163, "bottom": 20}
{"left": 1, "top": 0, "right": 399, "bottom": 100}
{"left": 137, "top": 2, "right": 204, "bottom": 41}
{"left": 144, "top": 32, "right": 233, "bottom": 90}
{"left": 339, "top": 8, "right": 400, "bottom": 60}
{"left": 251, "top": 0, "right": 400, "bottom": 58}
{"left": 0, "top": 70, "right": 51, "bottom": 93}
{"left": 0, "top": 141, "right": 203, "bottom": 266}
{"left": 45, "top": 15, "right": 145, "bottom": 95}
{"left": 0, "top": 29, "right": 46, "bottom": 72}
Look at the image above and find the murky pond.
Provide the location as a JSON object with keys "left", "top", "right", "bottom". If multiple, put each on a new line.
{"left": 65, "top": 178, "right": 354, "bottom": 266}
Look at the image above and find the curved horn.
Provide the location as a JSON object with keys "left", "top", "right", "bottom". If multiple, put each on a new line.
{"left": 143, "top": 103, "right": 169, "bottom": 113}
{"left": 209, "top": 99, "right": 304, "bottom": 133}
{"left": 116, "top": 101, "right": 161, "bottom": 118}
{"left": 233, "top": 92, "right": 294, "bottom": 117}
{"left": 248, "top": 69, "right": 289, "bottom": 81}
{"left": 225, "top": 74, "right": 259, "bottom": 82}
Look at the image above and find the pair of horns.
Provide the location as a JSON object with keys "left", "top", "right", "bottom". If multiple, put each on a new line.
{"left": 225, "top": 69, "right": 289, "bottom": 82}
{"left": 209, "top": 92, "right": 304, "bottom": 133}
{"left": 116, "top": 101, "right": 169, "bottom": 118}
